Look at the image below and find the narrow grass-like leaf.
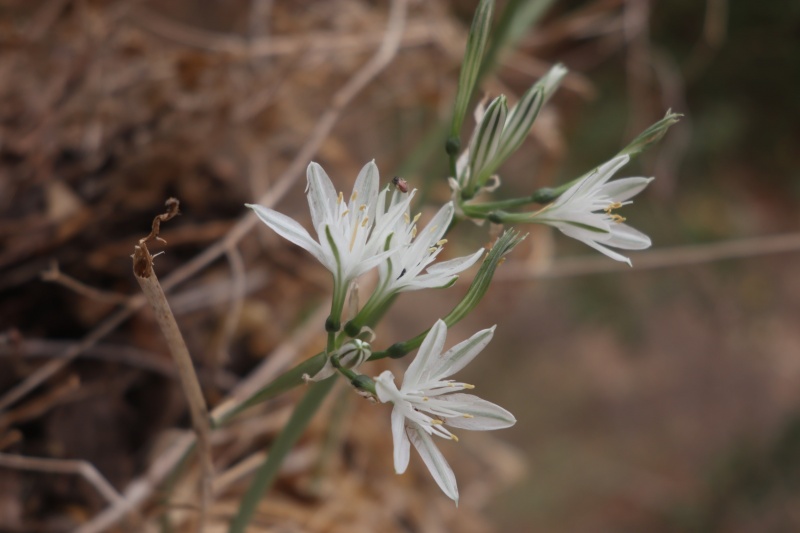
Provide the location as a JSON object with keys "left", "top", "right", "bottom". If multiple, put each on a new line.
{"left": 229, "top": 377, "right": 336, "bottom": 533}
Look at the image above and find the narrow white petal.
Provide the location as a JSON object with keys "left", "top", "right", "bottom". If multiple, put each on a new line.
{"left": 404, "top": 319, "right": 448, "bottom": 388}
{"left": 602, "top": 177, "right": 654, "bottom": 202}
{"left": 306, "top": 163, "right": 337, "bottom": 230}
{"left": 352, "top": 160, "right": 380, "bottom": 220}
{"left": 424, "top": 248, "right": 484, "bottom": 277}
{"left": 397, "top": 275, "right": 459, "bottom": 292}
{"left": 437, "top": 393, "right": 516, "bottom": 430}
{"left": 606, "top": 223, "right": 652, "bottom": 250}
{"left": 392, "top": 408, "right": 411, "bottom": 474}
{"left": 247, "top": 204, "right": 328, "bottom": 266}
{"left": 429, "top": 325, "right": 495, "bottom": 380}
{"left": 580, "top": 238, "right": 633, "bottom": 266}
{"left": 407, "top": 423, "right": 459, "bottom": 503}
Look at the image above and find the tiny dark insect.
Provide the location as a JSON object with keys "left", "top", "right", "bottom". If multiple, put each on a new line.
{"left": 397, "top": 268, "right": 407, "bottom": 280}
{"left": 391, "top": 176, "right": 409, "bottom": 193}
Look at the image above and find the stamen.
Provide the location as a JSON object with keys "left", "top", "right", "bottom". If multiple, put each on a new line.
{"left": 430, "top": 419, "right": 443, "bottom": 425}
{"left": 412, "top": 213, "right": 422, "bottom": 224}
{"left": 411, "top": 227, "right": 417, "bottom": 239}
{"left": 337, "top": 191, "right": 344, "bottom": 204}
{"left": 462, "top": 384, "right": 475, "bottom": 389}
{"left": 450, "top": 434, "right": 459, "bottom": 442}
{"left": 403, "top": 212, "right": 410, "bottom": 224}
{"left": 359, "top": 204, "right": 367, "bottom": 211}
{"left": 462, "top": 414, "right": 474, "bottom": 419}
{"left": 350, "top": 224, "right": 360, "bottom": 251}
{"left": 351, "top": 190, "right": 358, "bottom": 202}
{"left": 436, "top": 239, "right": 448, "bottom": 246}
{"left": 610, "top": 214, "right": 626, "bottom": 223}
{"left": 361, "top": 216, "right": 369, "bottom": 227}
{"left": 422, "top": 397, "right": 429, "bottom": 401}
{"left": 603, "top": 201, "right": 623, "bottom": 214}
{"left": 341, "top": 210, "right": 350, "bottom": 218}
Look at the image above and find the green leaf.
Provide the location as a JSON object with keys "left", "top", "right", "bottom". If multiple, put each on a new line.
{"left": 228, "top": 377, "right": 336, "bottom": 533}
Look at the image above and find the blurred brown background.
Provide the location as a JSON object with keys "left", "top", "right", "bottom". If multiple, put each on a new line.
{"left": 1, "top": 0, "right": 799, "bottom": 531}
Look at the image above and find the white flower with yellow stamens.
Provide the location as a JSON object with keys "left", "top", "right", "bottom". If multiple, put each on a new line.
{"left": 247, "top": 161, "right": 413, "bottom": 319}
{"left": 375, "top": 319, "right": 516, "bottom": 504}
{"left": 374, "top": 200, "right": 485, "bottom": 299}
{"left": 529, "top": 154, "right": 653, "bottom": 265}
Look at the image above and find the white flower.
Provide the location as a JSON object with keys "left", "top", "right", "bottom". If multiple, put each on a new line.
{"left": 375, "top": 319, "right": 516, "bottom": 504}
{"left": 373, "top": 200, "right": 484, "bottom": 299}
{"left": 247, "top": 161, "right": 412, "bottom": 314}
{"left": 530, "top": 154, "right": 653, "bottom": 265}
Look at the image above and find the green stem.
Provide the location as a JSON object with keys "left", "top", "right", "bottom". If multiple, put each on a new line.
{"left": 229, "top": 377, "right": 336, "bottom": 533}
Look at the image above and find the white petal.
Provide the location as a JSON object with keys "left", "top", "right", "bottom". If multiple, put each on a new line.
{"left": 352, "top": 160, "right": 380, "bottom": 221}
{"left": 397, "top": 274, "right": 459, "bottom": 292}
{"left": 375, "top": 370, "right": 401, "bottom": 404}
{"left": 247, "top": 204, "right": 328, "bottom": 267}
{"left": 602, "top": 177, "right": 653, "bottom": 202}
{"left": 392, "top": 408, "right": 411, "bottom": 474}
{"left": 580, "top": 238, "right": 633, "bottom": 266}
{"left": 306, "top": 163, "right": 338, "bottom": 230}
{"left": 424, "top": 248, "right": 484, "bottom": 277}
{"left": 407, "top": 423, "right": 459, "bottom": 503}
{"left": 437, "top": 393, "right": 516, "bottom": 430}
{"left": 606, "top": 223, "right": 652, "bottom": 250}
{"left": 428, "top": 325, "right": 495, "bottom": 380}
{"left": 404, "top": 319, "right": 448, "bottom": 388}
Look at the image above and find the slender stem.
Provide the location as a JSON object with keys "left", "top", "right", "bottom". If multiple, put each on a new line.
{"left": 133, "top": 244, "right": 213, "bottom": 532}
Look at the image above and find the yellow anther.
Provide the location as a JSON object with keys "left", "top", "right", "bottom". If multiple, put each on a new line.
{"left": 436, "top": 239, "right": 448, "bottom": 246}
{"left": 450, "top": 434, "right": 459, "bottom": 442}
{"left": 462, "top": 384, "right": 475, "bottom": 389}
{"left": 422, "top": 397, "right": 429, "bottom": 401}
{"left": 411, "top": 227, "right": 417, "bottom": 238}
{"left": 430, "top": 419, "right": 443, "bottom": 425}
{"left": 412, "top": 213, "right": 422, "bottom": 224}
{"left": 341, "top": 210, "right": 350, "bottom": 218}
{"left": 428, "top": 247, "right": 438, "bottom": 253}
{"left": 359, "top": 204, "right": 367, "bottom": 211}
{"left": 351, "top": 190, "right": 358, "bottom": 202}
{"left": 361, "top": 217, "right": 369, "bottom": 227}
{"left": 610, "top": 214, "right": 626, "bottom": 223}
{"left": 337, "top": 191, "right": 344, "bottom": 203}
{"left": 462, "top": 414, "right": 474, "bottom": 419}
{"left": 603, "top": 202, "right": 623, "bottom": 214}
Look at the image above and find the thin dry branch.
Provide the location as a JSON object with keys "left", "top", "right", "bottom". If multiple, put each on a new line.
{"left": 132, "top": 198, "right": 213, "bottom": 532}
{"left": 0, "top": 452, "right": 123, "bottom": 507}
{"left": 41, "top": 261, "right": 129, "bottom": 305}
{"left": 500, "top": 232, "right": 800, "bottom": 281}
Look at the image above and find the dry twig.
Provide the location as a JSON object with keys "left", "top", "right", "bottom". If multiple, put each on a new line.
{"left": 132, "top": 198, "right": 214, "bottom": 532}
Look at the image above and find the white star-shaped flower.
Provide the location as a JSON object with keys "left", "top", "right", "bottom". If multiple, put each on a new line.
{"left": 531, "top": 154, "right": 653, "bottom": 265}
{"left": 247, "top": 161, "right": 412, "bottom": 319}
{"left": 374, "top": 199, "right": 484, "bottom": 298}
{"left": 375, "top": 319, "right": 516, "bottom": 504}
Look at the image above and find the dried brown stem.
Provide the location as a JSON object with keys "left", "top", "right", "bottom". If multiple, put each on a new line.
{"left": 0, "top": 452, "right": 123, "bottom": 507}
{"left": 132, "top": 200, "right": 213, "bottom": 532}
{"left": 41, "top": 261, "right": 129, "bottom": 305}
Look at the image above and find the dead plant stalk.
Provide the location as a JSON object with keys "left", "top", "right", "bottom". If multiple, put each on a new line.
{"left": 132, "top": 199, "right": 213, "bottom": 532}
